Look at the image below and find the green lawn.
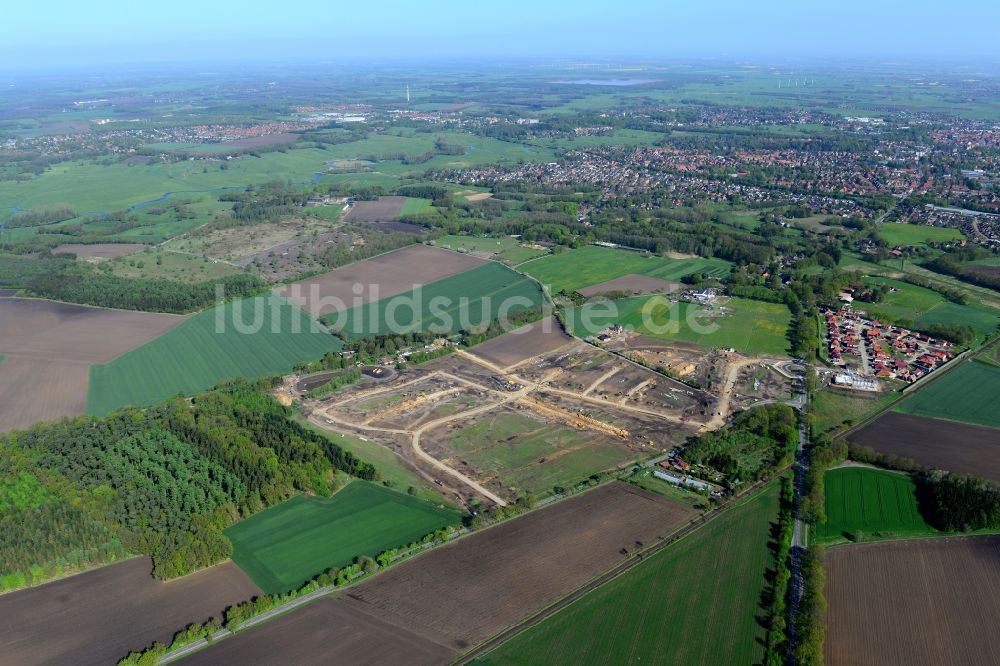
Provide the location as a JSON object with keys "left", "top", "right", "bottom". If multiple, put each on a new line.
{"left": 893, "top": 361, "right": 1000, "bottom": 429}
{"left": 87, "top": 294, "right": 341, "bottom": 415}
{"left": 518, "top": 246, "right": 731, "bottom": 293}
{"left": 483, "top": 480, "right": 780, "bottom": 666}
{"left": 447, "top": 412, "right": 636, "bottom": 496}
{"left": 566, "top": 296, "right": 791, "bottom": 356}
{"left": 815, "top": 467, "right": 938, "bottom": 544}
{"left": 878, "top": 223, "right": 965, "bottom": 247}
{"left": 327, "top": 263, "right": 545, "bottom": 339}
{"left": 433, "top": 235, "right": 548, "bottom": 264}
{"left": 226, "top": 481, "right": 462, "bottom": 594}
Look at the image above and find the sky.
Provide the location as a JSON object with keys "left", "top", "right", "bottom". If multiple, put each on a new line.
{"left": 3, "top": 0, "right": 998, "bottom": 70}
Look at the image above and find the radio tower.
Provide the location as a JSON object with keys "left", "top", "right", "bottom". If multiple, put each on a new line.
{"left": 406, "top": 84, "right": 410, "bottom": 103}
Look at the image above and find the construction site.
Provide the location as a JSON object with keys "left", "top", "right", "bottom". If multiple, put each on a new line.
{"left": 288, "top": 325, "right": 794, "bottom": 508}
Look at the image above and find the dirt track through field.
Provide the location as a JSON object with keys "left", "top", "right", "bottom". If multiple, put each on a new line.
{"left": 826, "top": 536, "right": 1000, "bottom": 666}
{"left": 0, "top": 557, "right": 261, "bottom": 666}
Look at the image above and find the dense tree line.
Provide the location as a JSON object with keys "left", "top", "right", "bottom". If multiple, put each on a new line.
{"left": 917, "top": 471, "right": 1000, "bottom": 532}
{"left": 220, "top": 181, "right": 310, "bottom": 223}
{"left": 4, "top": 205, "right": 76, "bottom": 229}
{"left": 793, "top": 545, "right": 827, "bottom": 665}
{"left": 926, "top": 247, "right": 1000, "bottom": 292}
{"left": 801, "top": 439, "right": 848, "bottom": 525}
{"left": 0, "top": 253, "right": 73, "bottom": 288}
{"left": 0, "top": 380, "right": 378, "bottom": 587}
{"left": 315, "top": 230, "right": 420, "bottom": 271}
{"left": 27, "top": 268, "right": 265, "bottom": 313}
{"left": 763, "top": 477, "right": 795, "bottom": 666}
{"left": 305, "top": 369, "right": 362, "bottom": 399}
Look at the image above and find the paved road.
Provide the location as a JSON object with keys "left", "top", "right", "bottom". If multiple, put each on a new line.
{"left": 787, "top": 371, "right": 810, "bottom": 664}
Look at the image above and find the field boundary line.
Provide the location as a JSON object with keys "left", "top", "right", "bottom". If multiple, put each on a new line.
{"left": 456, "top": 473, "right": 788, "bottom": 664}
{"left": 154, "top": 479, "right": 637, "bottom": 664}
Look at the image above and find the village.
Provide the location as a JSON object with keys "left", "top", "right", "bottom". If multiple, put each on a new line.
{"left": 823, "top": 304, "right": 955, "bottom": 389}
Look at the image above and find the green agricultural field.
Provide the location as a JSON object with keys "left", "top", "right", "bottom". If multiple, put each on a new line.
{"left": 87, "top": 294, "right": 341, "bottom": 415}
{"left": 810, "top": 386, "right": 899, "bottom": 434}
{"left": 0, "top": 148, "right": 336, "bottom": 220}
{"left": 399, "top": 197, "right": 434, "bottom": 216}
{"left": 447, "top": 412, "right": 637, "bottom": 496}
{"left": 226, "top": 480, "right": 462, "bottom": 594}
{"left": 519, "top": 246, "right": 731, "bottom": 293}
{"left": 893, "top": 361, "right": 1000, "bottom": 429}
{"left": 878, "top": 223, "right": 965, "bottom": 246}
{"left": 815, "top": 467, "right": 938, "bottom": 544}
{"left": 483, "top": 480, "right": 780, "bottom": 666}
{"left": 566, "top": 296, "right": 791, "bottom": 356}
{"left": 433, "top": 235, "right": 548, "bottom": 264}
{"left": 327, "top": 263, "right": 545, "bottom": 339}
{"left": 859, "top": 277, "right": 1000, "bottom": 337}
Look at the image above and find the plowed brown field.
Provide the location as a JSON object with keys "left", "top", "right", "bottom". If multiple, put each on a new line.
{"left": 0, "top": 557, "right": 261, "bottom": 666}
{"left": 826, "top": 536, "right": 1000, "bottom": 666}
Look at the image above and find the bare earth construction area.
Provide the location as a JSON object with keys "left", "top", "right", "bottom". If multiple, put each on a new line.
{"left": 0, "top": 298, "right": 183, "bottom": 431}
{"left": 826, "top": 536, "right": 1000, "bottom": 666}
{"left": 0, "top": 557, "right": 261, "bottom": 666}
{"left": 183, "top": 482, "right": 696, "bottom": 664}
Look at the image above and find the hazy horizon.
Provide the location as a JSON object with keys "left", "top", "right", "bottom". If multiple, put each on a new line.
{"left": 4, "top": 0, "right": 999, "bottom": 72}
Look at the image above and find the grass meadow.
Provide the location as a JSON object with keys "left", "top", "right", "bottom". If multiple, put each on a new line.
{"left": 519, "top": 246, "right": 731, "bottom": 293}
{"left": 482, "top": 480, "right": 780, "bottom": 666}
{"left": 860, "top": 277, "right": 1000, "bottom": 336}
{"left": 810, "top": 387, "right": 899, "bottom": 435}
{"left": 226, "top": 481, "right": 462, "bottom": 594}
{"left": 87, "top": 294, "right": 341, "bottom": 415}
{"left": 566, "top": 296, "right": 791, "bottom": 356}
{"left": 447, "top": 412, "right": 636, "bottom": 496}
{"left": 433, "top": 235, "right": 548, "bottom": 264}
{"left": 877, "top": 223, "right": 965, "bottom": 247}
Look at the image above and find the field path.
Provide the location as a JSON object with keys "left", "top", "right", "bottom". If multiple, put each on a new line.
{"left": 456, "top": 349, "right": 696, "bottom": 426}
{"left": 703, "top": 355, "right": 781, "bottom": 431}
{"left": 582, "top": 366, "right": 622, "bottom": 396}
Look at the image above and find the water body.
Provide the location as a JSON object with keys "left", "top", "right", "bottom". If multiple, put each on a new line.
{"left": 124, "top": 185, "right": 247, "bottom": 213}
{"left": 555, "top": 78, "right": 657, "bottom": 86}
